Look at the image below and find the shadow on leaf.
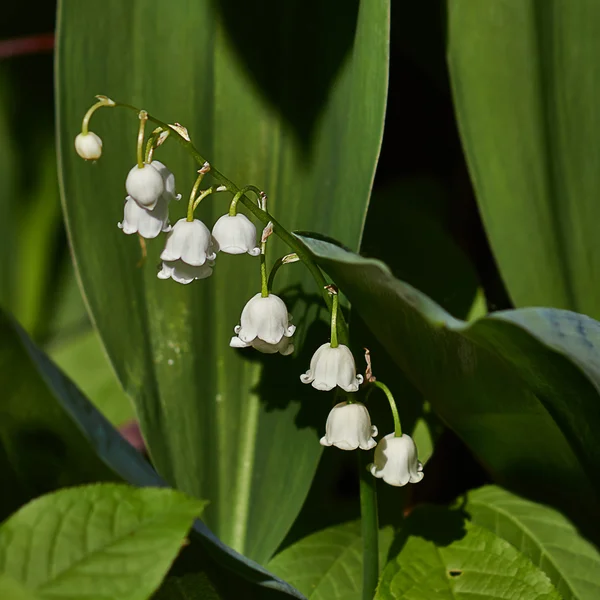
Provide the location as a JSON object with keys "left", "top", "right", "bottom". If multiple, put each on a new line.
{"left": 214, "top": 0, "right": 359, "bottom": 155}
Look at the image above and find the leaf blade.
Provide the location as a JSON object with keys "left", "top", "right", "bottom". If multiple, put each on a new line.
{"left": 0, "top": 484, "right": 204, "bottom": 600}
{"left": 467, "top": 486, "right": 600, "bottom": 600}
{"left": 448, "top": 0, "right": 600, "bottom": 316}
{"left": 376, "top": 506, "right": 560, "bottom": 600}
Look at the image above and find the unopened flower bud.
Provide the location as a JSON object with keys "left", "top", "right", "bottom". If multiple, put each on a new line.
{"left": 126, "top": 163, "right": 165, "bottom": 210}
{"left": 74, "top": 131, "right": 102, "bottom": 160}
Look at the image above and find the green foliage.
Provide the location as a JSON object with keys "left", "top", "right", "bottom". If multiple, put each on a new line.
{"left": 297, "top": 234, "right": 600, "bottom": 535}
{"left": 376, "top": 505, "right": 560, "bottom": 599}
{"left": 56, "top": 0, "right": 390, "bottom": 562}
{"left": 268, "top": 522, "right": 393, "bottom": 600}
{"left": 0, "top": 306, "right": 309, "bottom": 599}
{"left": 467, "top": 486, "right": 600, "bottom": 600}
{"left": 0, "top": 484, "right": 204, "bottom": 600}
{"left": 448, "top": 0, "right": 600, "bottom": 316}
{"left": 0, "top": 574, "right": 38, "bottom": 600}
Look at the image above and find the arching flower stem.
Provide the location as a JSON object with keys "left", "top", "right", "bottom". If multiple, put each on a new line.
{"left": 229, "top": 185, "right": 263, "bottom": 216}
{"left": 81, "top": 95, "right": 114, "bottom": 135}
{"left": 366, "top": 381, "right": 402, "bottom": 437}
{"left": 267, "top": 253, "right": 299, "bottom": 291}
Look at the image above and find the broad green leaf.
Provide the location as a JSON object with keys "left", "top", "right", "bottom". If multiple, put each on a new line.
{"left": 56, "top": 0, "right": 390, "bottom": 562}
{"left": 448, "top": 1, "right": 600, "bottom": 316}
{"left": 376, "top": 506, "right": 560, "bottom": 599}
{"left": 49, "top": 329, "right": 134, "bottom": 426}
{"left": 467, "top": 485, "right": 600, "bottom": 600}
{"left": 268, "top": 522, "right": 393, "bottom": 600}
{"left": 0, "top": 484, "right": 204, "bottom": 600}
{"left": 0, "top": 574, "right": 39, "bottom": 600}
{"left": 0, "top": 308, "right": 308, "bottom": 599}
{"left": 296, "top": 234, "right": 600, "bottom": 536}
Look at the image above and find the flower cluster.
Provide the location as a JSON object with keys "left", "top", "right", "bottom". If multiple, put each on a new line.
{"left": 119, "top": 161, "right": 262, "bottom": 285}
{"left": 74, "top": 101, "right": 424, "bottom": 488}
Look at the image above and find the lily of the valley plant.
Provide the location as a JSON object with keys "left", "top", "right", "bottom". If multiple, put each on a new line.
{"left": 74, "top": 95, "right": 424, "bottom": 598}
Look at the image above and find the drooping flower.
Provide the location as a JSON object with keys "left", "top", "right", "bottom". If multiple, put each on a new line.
{"left": 320, "top": 401, "right": 377, "bottom": 451}
{"left": 125, "top": 163, "right": 165, "bottom": 210}
{"left": 119, "top": 161, "right": 181, "bottom": 238}
{"left": 157, "top": 259, "right": 214, "bottom": 285}
{"left": 229, "top": 293, "right": 295, "bottom": 353}
{"left": 160, "top": 218, "right": 216, "bottom": 266}
{"left": 368, "top": 433, "right": 424, "bottom": 487}
{"left": 212, "top": 213, "right": 260, "bottom": 256}
{"left": 118, "top": 195, "right": 171, "bottom": 238}
{"left": 300, "top": 343, "right": 363, "bottom": 392}
{"left": 74, "top": 132, "right": 102, "bottom": 160}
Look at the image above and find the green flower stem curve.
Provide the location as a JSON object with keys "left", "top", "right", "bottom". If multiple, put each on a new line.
{"left": 366, "top": 381, "right": 402, "bottom": 437}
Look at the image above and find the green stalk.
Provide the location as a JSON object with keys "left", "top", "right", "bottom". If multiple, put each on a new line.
{"left": 186, "top": 172, "right": 206, "bottom": 221}
{"left": 113, "top": 101, "right": 349, "bottom": 343}
{"left": 136, "top": 111, "right": 148, "bottom": 169}
{"left": 330, "top": 290, "right": 339, "bottom": 348}
{"left": 367, "top": 381, "right": 402, "bottom": 437}
{"left": 267, "top": 253, "right": 299, "bottom": 291}
{"left": 358, "top": 450, "right": 379, "bottom": 600}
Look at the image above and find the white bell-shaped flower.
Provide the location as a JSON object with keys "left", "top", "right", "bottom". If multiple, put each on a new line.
{"left": 74, "top": 132, "right": 102, "bottom": 160}
{"left": 160, "top": 218, "right": 216, "bottom": 266}
{"left": 150, "top": 160, "right": 181, "bottom": 203}
{"left": 158, "top": 259, "right": 214, "bottom": 285}
{"left": 300, "top": 343, "right": 363, "bottom": 392}
{"left": 126, "top": 163, "right": 165, "bottom": 210}
{"left": 212, "top": 214, "right": 260, "bottom": 256}
{"left": 320, "top": 401, "right": 377, "bottom": 451}
{"left": 369, "top": 433, "right": 424, "bottom": 487}
{"left": 118, "top": 195, "right": 171, "bottom": 239}
{"left": 230, "top": 334, "right": 294, "bottom": 356}
{"left": 230, "top": 293, "right": 295, "bottom": 347}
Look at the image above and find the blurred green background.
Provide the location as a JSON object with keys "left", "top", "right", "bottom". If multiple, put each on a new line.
{"left": 0, "top": 3, "right": 134, "bottom": 427}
